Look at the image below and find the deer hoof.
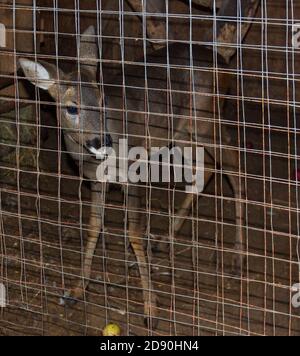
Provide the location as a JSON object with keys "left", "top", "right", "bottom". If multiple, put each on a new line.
{"left": 144, "top": 315, "right": 159, "bottom": 330}
{"left": 231, "top": 249, "right": 245, "bottom": 275}
{"left": 60, "top": 287, "right": 83, "bottom": 306}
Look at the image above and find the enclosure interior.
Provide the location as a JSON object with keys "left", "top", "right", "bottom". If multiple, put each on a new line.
{"left": 0, "top": 0, "right": 300, "bottom": 336}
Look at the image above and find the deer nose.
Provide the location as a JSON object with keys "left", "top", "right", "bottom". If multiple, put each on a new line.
{"left": 86, "top": 134, "right": 113, "bottom": 151}
{"left": 105, "top": 133, "right": 113, "bottom": 148}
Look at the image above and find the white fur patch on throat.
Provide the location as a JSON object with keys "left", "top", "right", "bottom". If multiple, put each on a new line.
{"left": 88, "top": 146, "right": 112, "bottom": 160}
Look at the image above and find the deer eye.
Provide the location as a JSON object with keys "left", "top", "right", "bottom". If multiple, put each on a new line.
{"left": 66, "top": 105, "right": 79, "bottom": 116}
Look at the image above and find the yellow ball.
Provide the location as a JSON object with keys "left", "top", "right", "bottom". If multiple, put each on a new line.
{"left": 103, "top": 323, "right": 121, "bottom": 337}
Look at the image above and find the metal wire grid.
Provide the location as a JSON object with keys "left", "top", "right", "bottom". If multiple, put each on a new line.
{"left": 0, "top": 0, "right": 299, "bottom": 336}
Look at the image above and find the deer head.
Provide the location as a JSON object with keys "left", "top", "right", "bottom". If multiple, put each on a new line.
{"left": 19, "top": 26, "right": 113, "bottom": 160}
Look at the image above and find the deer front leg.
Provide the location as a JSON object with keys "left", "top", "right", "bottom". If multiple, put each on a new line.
{"left": 63, "top": 182, "right": 104, "bottom": 303}
{"left": 127, "top": 186, "right": 158, "bottom": 328}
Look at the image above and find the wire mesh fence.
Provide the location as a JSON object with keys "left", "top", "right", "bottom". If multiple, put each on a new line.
{"left": 0, "top": 0, "right": 300, "bottom": 336}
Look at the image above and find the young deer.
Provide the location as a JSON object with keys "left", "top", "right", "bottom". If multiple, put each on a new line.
{"left": 19, "top": 26, "right": 245, "bottom": 327}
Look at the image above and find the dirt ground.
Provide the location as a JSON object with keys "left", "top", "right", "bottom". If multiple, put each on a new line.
{"left": 0, "top": 97, "right": 300, "bottom": 336}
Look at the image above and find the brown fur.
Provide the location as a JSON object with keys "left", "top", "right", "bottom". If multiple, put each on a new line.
{"left": 20, "top": 27, "right": 245, "bottom": 327}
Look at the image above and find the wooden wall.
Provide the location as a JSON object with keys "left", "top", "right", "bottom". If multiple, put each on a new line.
{"left": 1, "top": 0, "right": 300, "bottom": 115}
{"left": 222, "top": 0, "right": 300, "bottom": 137}
{"left": 36, "top": 0, "right": 211, "bottom": 74}
{"left": 0, "top": 0, "right": 35, "bottom": 75}
{"left": 0, "top": 0, "right": 37, "bottom": 111}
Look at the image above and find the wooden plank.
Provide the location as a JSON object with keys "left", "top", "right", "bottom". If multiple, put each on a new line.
{"left": 126, "top": 0, "right": 166, "bottom": 48}
{"left": 0, "top": 0, "right": 35, "bottom": 75}
{"left": 192, "top": 0, "right": 222, "bottom": 8}
{"left": 205, "top": 0, "right": 261, "bottom": 63}
{"left": 126, "top": 0, "right": 259, "bottom": 58}
{"left": 0, "top": 0, "right": 37, "bottom": 102}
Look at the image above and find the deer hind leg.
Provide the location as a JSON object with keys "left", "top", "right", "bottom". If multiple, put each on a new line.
{"left": 221, "top": 146, "right": 245, "bottom": 274}
{"left": 127, "top": 186, "right": 158, "bottom": 328}
{"left": 170, "top": 122, "right": 216, "bottom": 236}
{"left": 172, "top": 167, "right": 215, "bottom": 235}
{"left": 205, "top": 139, "right": 245, "bottom": 274}
{"left": 64, "top": 182, "right": 104, "bottom": 303}
{"left": 171, "top": 137, "right": 245, "bottom": 274}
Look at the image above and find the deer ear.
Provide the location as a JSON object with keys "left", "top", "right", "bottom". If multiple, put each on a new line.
{"left": 79, "top": 25, "right": 98, "bottom": 79}
{"left": 19, "top": 58, "right": 64, "bottom": 99}
{"left": 19, "top": 59, "right": 56, "bottom": 90}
